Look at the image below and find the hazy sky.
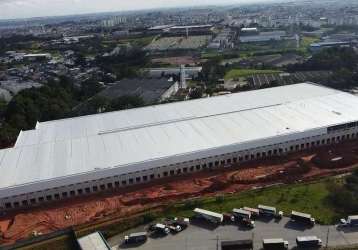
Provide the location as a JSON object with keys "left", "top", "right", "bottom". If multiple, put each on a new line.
{"left": 0, "top": 0, "right": 272, "bottom": 20}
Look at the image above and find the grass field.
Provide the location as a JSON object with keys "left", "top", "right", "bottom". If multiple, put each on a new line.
{"left": 224, "top": 69, "right": 282, "bottom": 80}
{"left": 164, "top": 179, "right": 343, "bottom": 225}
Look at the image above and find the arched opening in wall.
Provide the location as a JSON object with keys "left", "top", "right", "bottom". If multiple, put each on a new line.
{"left": 5, "top": 203, "right": 12, "bottom": 209}
{"left": 38, "top": 197, "right": 44, "bottom": 202}
{"left": 70, "top": 190, "right": 76, "bottom": 196}
{"left": 189, "top": 166, "right": 194, "bottom": 172}
{"left": 256, "top": 152, "right": 261, "bottom": 158}
{"left": 143, "top": 175, "right": 148, "bottom": 181}
{"left": 121, "top": 180, "right": 127, "bottom": 185}
{"left": 13, "top": 202, "right": 19, "bottom": 208}
{"left": 183, "top": 167, "right": 188, "bottom": 173}
{"left": 46, "top": 195, "right": 52, "bottom": 201}
{"left": 136, "top": 177, "right": 141, "bottom": 183}
{"left": 233, "top": 157, "right": 237, "bottom": 163}
{"left": 85, "top": 187, "right": 91, "bottom": 193}
{"left": 170, "top": 170, "right": 175, "bottom": 176}
{"left": 129, "top": 179, "right": 134, "bottom": 184}
{"left": 62, "top": 192, "right": 68, "bottom": 198}
{"left": 54, "top": 194, "right": 60, "bottom": 200}
{"left": 150, "top": 174, "right": 155, "bottom": 180}
{"left": 30, "top": 198, "right": 36, "bottom": 204}
{"left": 22, "top": 200, "right": 28, "bottom": 206}
{"left": 77, "top": 189, "right": 83, "bottom": 195}
{"left": 115, "top": 181, "right": 120, "bottom": 187}
{"left": 202, "top": 163, "right": 207, "bottom": 169}
{"left": 92, "top": 186, "right": 98, "bottom": 192}
{"left": 107, "top": 183, "right": 113, "bottom": 189}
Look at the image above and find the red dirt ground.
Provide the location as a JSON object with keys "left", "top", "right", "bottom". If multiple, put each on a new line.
{"left": 1, "top": 141, "right": 358, "bottom": 245}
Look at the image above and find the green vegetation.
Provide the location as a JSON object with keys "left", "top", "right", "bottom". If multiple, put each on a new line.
{"left": 225, "top": 69, "right": 282, "bottom": 80}
{"left": 164, "top": 179, "right": 344, "bottom": 225}
{"left": 298, "top": 36, "right": 320, "bottom": 55}
{"left": 288, "top": 47, "right": 358, "bottom": 90}
{"left": 328, "top": 169, "right": 358, "bottom": 214}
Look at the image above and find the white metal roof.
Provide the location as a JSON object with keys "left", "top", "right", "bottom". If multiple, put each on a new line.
{"left": 296, "top": 236, "right": 320, "bottom": 242}
{"left": 77, "top": 232, "right": 110, "bottom": 250}
{"left": 1, "top": 83, "right": 358, "bottom": 198}
{"left": 193, "top": 208, "right": 223, "bottom": 219}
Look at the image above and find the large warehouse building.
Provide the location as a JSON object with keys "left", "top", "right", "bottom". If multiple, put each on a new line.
{"left": 1, "top": 83, "right": 358, "bottom": 210}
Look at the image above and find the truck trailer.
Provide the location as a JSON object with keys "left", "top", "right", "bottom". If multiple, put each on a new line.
{"left": 242, "top": 207, "right": 260, "bottom": 218}
{"left": 262, "top": 238, "right": 288, "bottom": 250}
{"left": 340, "top": 215, "right": 358, "bottom": 227}
{"left": 296, "top": 236, "right": 322, "bottom": 248}
{"left": 258, "top": 204, "right": 283, "bottom": 218}
{"left": 124, "top": 232, "right": 147, "bottom": 244}
{"left": 221, "top": 239, "right": 253, "bottom": 250}
{"left": 233, "top": 208, "right": 251, "bottom": 219}
{"left": 291, "top": 211, "right": 315, "bottom": 226}
{"left": 193, "top": 208, "right": 223, "bottom": 224}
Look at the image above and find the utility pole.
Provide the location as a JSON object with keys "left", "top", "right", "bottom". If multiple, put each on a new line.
{"left": 326, "top": 227, "right": 330, "bottom": 249}
{"left": 216, "top": 235, "right": 219, "bottom": 250}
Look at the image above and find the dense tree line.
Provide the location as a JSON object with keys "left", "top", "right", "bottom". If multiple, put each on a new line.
{"left": 287, "top": 47, "right": 358, "bottom": 90}
{"left": 96, "top": 47, "right": 149, "bottom": 80}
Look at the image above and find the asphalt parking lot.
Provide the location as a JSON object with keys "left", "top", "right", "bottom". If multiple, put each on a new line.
{"left": 108, "top": 217, "right": 358, "bottom": 250}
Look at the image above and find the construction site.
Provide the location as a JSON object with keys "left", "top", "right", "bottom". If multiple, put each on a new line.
{"left": 1, "top": 140, "right": 358, "bottom": 248}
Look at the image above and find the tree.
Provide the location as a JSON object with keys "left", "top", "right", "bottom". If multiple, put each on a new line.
{"left": 189, "top": 88, "right": 203, "bottom": 99}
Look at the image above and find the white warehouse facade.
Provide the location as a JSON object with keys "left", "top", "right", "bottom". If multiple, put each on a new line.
{"left": 1, "top": 83, "right": 358, "bottom": 210}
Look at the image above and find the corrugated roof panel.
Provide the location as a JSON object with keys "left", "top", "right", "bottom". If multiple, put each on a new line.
{"left": 2, "top": 83, "right": 358, "bottom": 191}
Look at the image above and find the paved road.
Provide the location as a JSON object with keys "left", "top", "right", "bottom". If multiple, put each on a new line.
{"left": 108, "top": 217, "right": 358, "bottom": 250}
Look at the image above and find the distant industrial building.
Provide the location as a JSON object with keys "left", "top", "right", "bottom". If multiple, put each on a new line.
{"left": 208, "top": 29, "right": 236, "bottom": 50}
{"left": 1, "top": 83, "right": 358, "bottom": 210}
{"left": 239, "top": 31, "right": 286, "bottom": 43}
{"left": 97, "top": 78, "right": 179, "bottom": 104}
{"left": 147, "top": 24, "right": 213, "bottom": 36}
{"left": 146, "top": 66, "right": 202, "bottom": 80}
{"left": 309, "top": 41, "right": 351, "bottom": 52}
